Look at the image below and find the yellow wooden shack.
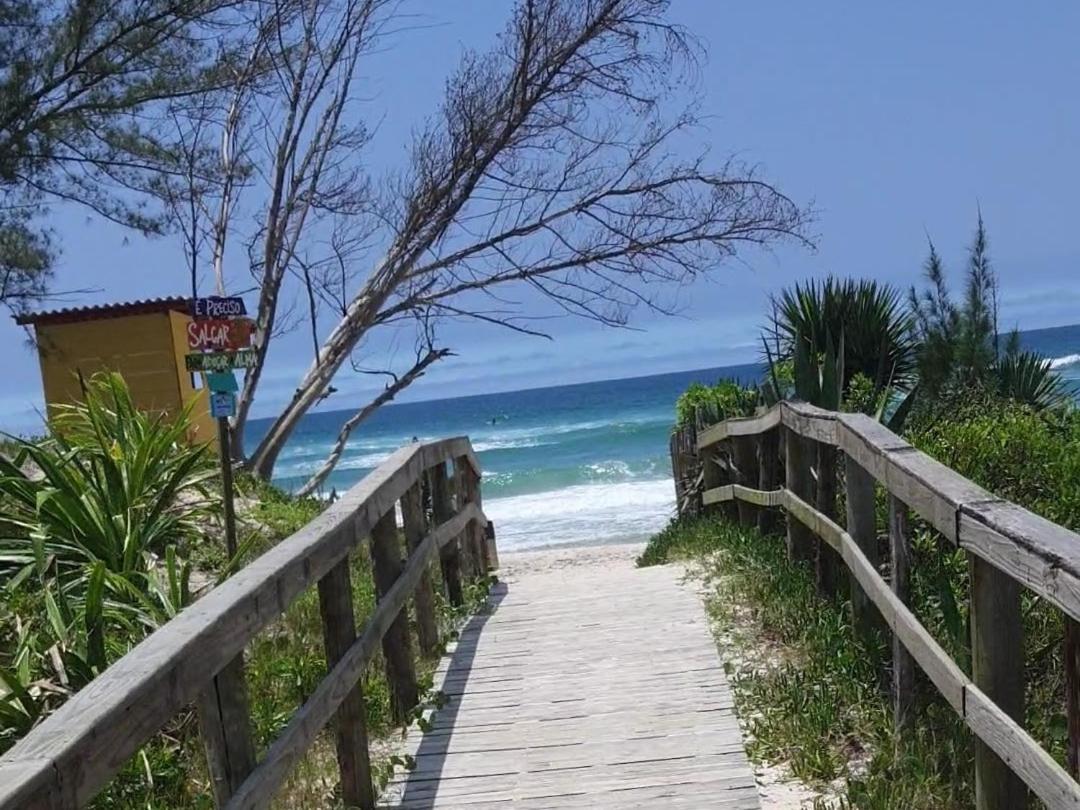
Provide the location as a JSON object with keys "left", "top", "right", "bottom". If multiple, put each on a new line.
{"left": 15, "top": 297, "right": 217, "bottom": 447}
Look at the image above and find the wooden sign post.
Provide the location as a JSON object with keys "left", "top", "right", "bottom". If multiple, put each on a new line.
{"left": 187, "top": 297, "right": 253, "bottom": 560}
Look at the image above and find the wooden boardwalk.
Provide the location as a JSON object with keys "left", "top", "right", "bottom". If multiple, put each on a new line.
{"left": 384, "top": 556, "right": 760, "bottom": 808}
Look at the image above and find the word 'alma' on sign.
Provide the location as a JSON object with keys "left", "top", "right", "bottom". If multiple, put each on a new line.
{"left": 186, "top": 318, "right": 255, "bottom": 351}
{"left": 185, "top": 350, "right": 257, "bottom": 372}
{"left": 192, "top": 296, "right": 247, "bottom": 319}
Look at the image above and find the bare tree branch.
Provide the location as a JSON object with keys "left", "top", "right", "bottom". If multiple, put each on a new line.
{"left": 295, "top": 344, "right": 452, "bottom": 497}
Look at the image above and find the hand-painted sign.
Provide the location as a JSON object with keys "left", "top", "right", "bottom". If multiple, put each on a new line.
{"left": 192, "top": 296, "right": 247, "bottom": 319}
{"left": 186, "top": 318, "right": 255, "bottom": 351}
{"left": 206, "top": 370, "right": 239, "bottom": 393}
{"left": 185, "top": 349, "right": 257, "bottom": 372}
{"left": 210, "top": 392, "right": 236, "bottom": 418}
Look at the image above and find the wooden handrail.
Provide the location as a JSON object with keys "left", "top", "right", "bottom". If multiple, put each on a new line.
{"left": 0, "top": 437, "right": 493, "bottom": 810}
{"left": 698, "top": 402, "right": 1080, "bottom": 624}
{"left": 692, "top": 402, "right": 1080, "bottom": 809}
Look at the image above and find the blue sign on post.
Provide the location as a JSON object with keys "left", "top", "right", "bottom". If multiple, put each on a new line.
{"left": 210, "top": 392, "right": 236, "bottom": 419}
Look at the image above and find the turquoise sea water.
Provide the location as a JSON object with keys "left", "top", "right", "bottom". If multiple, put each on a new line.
{"left": 249, "top": 324, "right": 1080, "bottom": 551}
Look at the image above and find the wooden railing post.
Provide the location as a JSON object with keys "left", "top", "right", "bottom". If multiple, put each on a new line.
{"left": 970, "top": 554, "right": 1026, "bottom": 810}
{"left": 732, "top": 435, "right": 759, "bottom": 527}
{"left": 450, "top": 459, "right": 478, "bottom": 582}
{"left": 815, "top": 442, "right": 841, "bottom": 596}
{"left": 196, "top": 655, "right": 256, "bottom": 807}
{"left": 401, "top": 481, "right": 440, "bottom": 657}
{"left": 484, "top": 520, "right": 500, "bottom": 570}
{"left": 1067, "top": 618, "right": 1080, "bottom": 777}
{"left": 845, "top": 453, "right": 884, "bottom": 641}
{"left": 888, "top": 495, "right": 915, "bottom": 737}
{"left": 317, "top": 559, "right": 375, "bottom": 810}
{"left": 757, "top": 427, "right": 782, "bottom": 535}
{"left": 430, "top": 462, "right": 464, "bottom": 606}
{"left": 459, "top": 457, "right": 489, "bottom": 572}
{"left": 370, "top": 509, "right": 420, "bottom": 723}
{"left": 784, "top": 426, "right": 814, "bottom": 562}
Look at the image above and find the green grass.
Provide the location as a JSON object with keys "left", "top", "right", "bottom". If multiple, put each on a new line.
{"left": 639, "top": 515, "right": 973, "bottom": 809}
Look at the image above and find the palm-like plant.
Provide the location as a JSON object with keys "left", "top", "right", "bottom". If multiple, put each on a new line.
{"left": 0, "top": 372, "right": 216, "bottom": 585}
{"left": 996, "top": 350, "right": 1069, "bottom": 411}
{"left": 767, "top": 277, "right": 917, "bottom": 395}
{"left": 763, "top": 277, "right": 916, "bottom": 429}
{"left": 0, "top": 374, "right": 213, "bottom": 745}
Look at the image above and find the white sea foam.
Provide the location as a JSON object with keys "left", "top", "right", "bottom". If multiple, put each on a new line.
{"left": 1050, "top": 353, "right": 1080, "bottom": 370}
{"left": 483, "top": 478, "right": 675, "bottom": 551}
{"left": 470, "top": 438, "right": 548, "bottom": 452}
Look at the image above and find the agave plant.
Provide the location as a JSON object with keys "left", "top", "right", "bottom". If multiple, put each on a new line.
{"left": 768, "top": 277, "right": 917, "bottom": 395}
{"left": 996, "top": 350, "right": 1069, "bottom": 411}
{"left": 0, "top": 372, "right": 217, "bottom": 586}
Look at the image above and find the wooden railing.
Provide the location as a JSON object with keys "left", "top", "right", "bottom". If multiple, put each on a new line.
{"left": 691, "top": 402, "right": 1080, "bottom": 810}
{"left": 0, "top": 437, "right": 496, "bottom": 810}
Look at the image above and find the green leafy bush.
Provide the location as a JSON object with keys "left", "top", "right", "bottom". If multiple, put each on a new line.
{"left": 675, "top": 379, "right": 758, "bottom": 428}
{"left": 0, "top": 373, "right": 216, "bottom": 752}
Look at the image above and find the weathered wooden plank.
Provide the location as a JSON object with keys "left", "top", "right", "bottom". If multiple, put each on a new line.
{"left": 223, "top": 504, "right": 479, "bottom": 810}
{"left": 702, "top": 484, "right": 734, "bottom": 506}
{"left": 815, "top": 442, "right": 841, "bottom": 597}
{"left": 697, "top": 406, "right": 781, "bottom": 450}
{"left": 401, "top": 481, "right": 439, "bottom": 658}
{"left": 845, "top": 453, "right": 884, "bottom": 642}
{"left": 889, "top": 495, "right": 916, "bottom": 737}
{"left": 196, "top": 654, "right": 255, "bottom": 807}
{"left": 429, "top": 462, "right": 464, "bottom": 607}
{"left": 960, "top": 501, "right": 1080, "bottom": 624}
{"left": 1068, "top": 618, "right": 1080, "bottom": 778}
{"left": 484, "top": 521, "right": 499, "bottom": 571}
{"left": 732, "top": 435, "right": 759, "bottom": 527}
{"left": 780, "top": 401, "right": 838, "bottom": 445}
{"left": 459, "top": 456, "right": 488, "bottom": 575}
{"left": 0, "top": 436, "right": 478, "bottom": 810}
{"left": 782, "top": 489, "right": 967, "bottom": 712}
{"left": 317, "top": 559, "right": 375, "bottom": 810}
{"left": 784, "top": 427, "right": 814, "bottom": 562}
{"left": 757, "top": 427, "right": 782, "bottom": 535}
{"left": 970, "top": 553, "right": 1026, "bottom": 810}
{"left": 965, "top": 685, "right": 1080, "bottom": 810}
{"left": 835, "top": 413, "right": 913, "bottom": 483}
{"left": 371, "top": 509, "right": 420, "bottom": 724}
{"left": 883, "top": 447, "right": 997, "bottom": 544}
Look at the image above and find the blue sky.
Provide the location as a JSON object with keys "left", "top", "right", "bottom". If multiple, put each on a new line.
{"left": 4, "top": 1, "right": 1080, "bottom": 432}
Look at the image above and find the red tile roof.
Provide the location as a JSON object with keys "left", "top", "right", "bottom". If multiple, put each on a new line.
{"left": 14, "top": 297, "right": 191, "bottom": 326}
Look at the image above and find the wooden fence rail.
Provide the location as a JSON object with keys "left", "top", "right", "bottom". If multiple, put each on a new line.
{"left": 0, "top": 437, "right": 496, "bottom": 810}
{"left": 692, "top": 401, "right": 1080, "bottom": 810}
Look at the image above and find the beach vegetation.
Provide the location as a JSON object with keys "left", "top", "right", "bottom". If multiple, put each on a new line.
{"left": 767, "top": 277, "right": 917, "bottom": 398}
{"left": 0, "top": 0, "right": 247, "bottom": 316}
{"left": 910, "top": 214, "right": 1066, "bottom": 412}
{"left": 675, "top": 380, "right": 759, "bottom": 428}
{"left": 0, "top": 373, "right": 488, "bottom": 806}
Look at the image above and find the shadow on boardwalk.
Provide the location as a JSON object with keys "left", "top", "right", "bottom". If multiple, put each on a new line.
{"left": 391, "top": 580, "right": 510, "bottom": 808}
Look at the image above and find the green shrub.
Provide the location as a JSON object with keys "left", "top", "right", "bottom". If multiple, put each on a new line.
{"left": 0, "top": 374, "right": 217, "bottom": 751}
{"left": 675, "top": 379, "right": 758, "bottom": 428}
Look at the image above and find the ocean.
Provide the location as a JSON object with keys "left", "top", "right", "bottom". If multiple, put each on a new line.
{"left": 250, "top": 323, "right": 1080, "bottom": 552}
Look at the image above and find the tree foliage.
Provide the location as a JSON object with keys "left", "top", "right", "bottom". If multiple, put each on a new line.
{"left": 0, "top": 0, "right": 242, "bottom": 312}
{"left": 909, "top": 213, "right": 1065, "bottom": 411}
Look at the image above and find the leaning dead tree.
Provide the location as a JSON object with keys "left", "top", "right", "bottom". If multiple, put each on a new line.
{"left": 207, "top": 0, "right": 811, "bottom": 485}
